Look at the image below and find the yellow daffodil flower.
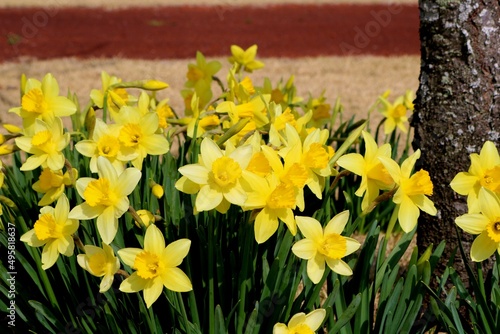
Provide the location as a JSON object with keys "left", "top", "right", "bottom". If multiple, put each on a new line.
{"left": 273, "top": 309, "right": 326, "bottom": 334}
{"left": 455, "top": 188, "right": 500, "bottom": 262}
{"left": 243, "top": 173, "right": 297, "bottom": 243}
{"left": 77, "top": 243, "right": 120, "bottom": 292}
{"left": 176, "top": 137, "right": 253, "bottom": 213}
{"left": 378, "top": 93, "right": 410, "bottom": 134}
{"left": 69, "top": 157, "right": 141, "bottom": 244}
{"left": 114, "top": 106, "right": 170, "bottom": 170}
{"left": 185, "top": 51, "right": 221, "bottom": 88}
{"left": 229, "top": 44, "right": 264, "bottom": 73}
{"left": 20, "top": 194, "right": 79, "bottom": 270}
{"left": 118, "top": 224, "right": 192, "bottom": 308}
{"left": 337, "top": 131, "right": 394, "bottom": 211}
{"left": 292, "top": 211, "right": 360, "bottom": 283}
{"left": 15, "top": 117, "right": 70, "bottom": 171}
{"left": 9, "top": 73, "right": 76, "bottom": 133}
{"left": 32, "top": 167, "right": 78, "bottom": 206}
{"left": 90, "top": 71, "right": 133, "bottom": 120}
{"left": 378, "top": 150, "right": 437, "bottom": 233}
{"left": 75, "top": 118, "right": 137, "bottom": 173}
{"left": 450, "top": 141, "right": 500, "bottom": 213}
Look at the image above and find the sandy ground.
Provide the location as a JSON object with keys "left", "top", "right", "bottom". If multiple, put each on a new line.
{"left": 1, "top": 0, "right": 418, "bottom": 8}
{"left": 0, "top": 55, "right": 420, "bottom": 128}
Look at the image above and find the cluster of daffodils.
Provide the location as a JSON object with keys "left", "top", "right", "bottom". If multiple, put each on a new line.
{"left": 4, "top": 44, "right": 434, "bottom": 318}
{"left": 451, "top": 141, "right": 500, "bottom": 262}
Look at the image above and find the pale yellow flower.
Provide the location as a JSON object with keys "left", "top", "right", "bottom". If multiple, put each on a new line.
{"left": 114, "top": 106, "right": 170, "bottom": 170}
{"left": 68, "top": 157, "right": 141, "bottom": 244}
{"left": 9, "top": 73, "right": 76, "bottom": 133}
{"left": 20, "top": 194, "right": 79, "bottom": 270}
{"left": 229, "top": 44, "right": 264, "bottom": 73}
{"left": 273, "top": 309, "right": 326, "bottom": 334}
{"left": 292, "top": 211, "right": 360, "bottom": 283}
{"left": 32, "top": 168, "right": 78, "bottom": 206}
{"left": 15, "top": 117, "right": 70, "bottom": 171}
{"left": 378, "top": 93, "right": 410, "bottom": 134}
{"left": 243, "top": 173, "right": 298, "bottom": 243}
{"left": 337, "top": 131, "right": 394, "bottom": 211}
{"left": 379, "top": 150, "right": 437, "bottom": 232}
{"left": 450, "top": 141, "right": 500, "bottom": 213}
{"left": 77, "top": 243, "right": 120, "bottom": 292}
{"left": 176, "top": 137, "right": 253, "bottom": 213}
{"left": 455, "top": 188, "right": 500, "bottom": 262}
{"left": 75, "top": 118, "right": 136, "bottom": 173}
{"left": 118, "top": 224, "right": 192, "bottom": 308}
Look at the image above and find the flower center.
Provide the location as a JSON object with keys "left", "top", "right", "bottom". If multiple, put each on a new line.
{"left": 313, "top": 103, "right": 331, "bottom": 121}
{"left": 119, "top": 123, "right": 142, "bottom": 147}
{"left": 134, "top": 251, "right": 162, "bottom": 279}
{"left": 267, "top": 183, "right": 296, "bottom": 209}
{"left": 88, "top": 252, "right": 107, "bottom": 276}
{"left": 187, "top": 66, "right": 204, "bottom": 82}
{"left": 210, "top": 156, "right": 241, "bottom": 188}
{"left": 97, "top": 134, "right": 120, "bottom": 158}
{"left": 487, "top": 220, "right": 500, "bottom": 243}
{"left": 289, "top": 323, "right": 314, "bottom": 334}
{"left": 246, "top": 152, "right": 271, "bottom": 177}
{"left": 34, "top": 213, "right": 62, "bottom": 240}
{"left": 402, "top": 170, "right": 433, "bottom": 197}
{"left": 32, "top": 130, "right": 52, "bottom": 146}
{"left": 83, "top": 178, "right": 117, "bottom": 207}
{"left": 22, "top": 88, "right": 48, "bottom": 114}
{"left": 240, "top": 76, "right": 255, "bottom": 94}
{"left": 480, "top": 166, "right": 500, "bottom": 192}
{"left": 38, "top": 169, "right": 64, "bottom": 192}
{"left": 390, "top": 104, "right": 407, "bottom": 119}
{"left": 283, "top": 163, "right": 308, "bottom": 188}
{"left": 318, "top": 233, "right": 347, "bottom": 259}
{"left": 156, "top": 104, "right": 174, "bottom": 129}
{"left": 274, "top": 107, "right": 296, "bottom": 131}
{"left": 199, "top": 115, "right": 220, "bottom": 129}
{"left": 303, "top": 143, "right": 329, "bottom": 170}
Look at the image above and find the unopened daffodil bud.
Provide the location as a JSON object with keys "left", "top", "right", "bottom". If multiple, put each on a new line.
{"left": 136, "top": 209, "right": 155, "bottom": 228}
{"left": 3, "top": 124, "right": 22, "bottom": 134}
{"left": 0, "top": 143, "right": 16, "bottom": 155}
{"left": 142, "top": 80, "right": 169, "bottom": 91}
{"left": 149, "top": 180, "right": 164, "bottom": 199}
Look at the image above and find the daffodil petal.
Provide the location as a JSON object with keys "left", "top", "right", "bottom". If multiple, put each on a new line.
{"left": 97, "top": 156, "right": 118, "bottom": 184}
{"left": 196, "top": 185, "right": 223, "bottom": 211}
{"left": 455, "top": 213, "right": 489, "bottom": 235}
{"left": 178, "top": 164, "right": 209, "bottom": 184}
{"left": 46, "top": 153, "right": 66, "bottom": 171}
{"left": 345, "top": 237, "right": 361, "bottom": 256}
{"left": 272, "top": 323, "right": 289, "bottom": 334}
{"left": 162, "top": 239, "right": 191, "bottom": 267}
{"left": 292, "top": 239, "right": 316, "bottom": 260}
{"left": 201, "top": 137, "right": 223, "bottom": 169}
{"left": 324, "top": 210, "right": 350, "bottom": 235}
{"left": 68, "top": 202, "right": 102, "bottom": 220}
{"left": 20, "top": 229, "right": 45, "bottom": 247}
{"left": 97, "top": 207, "right": 118, "bottom": 244}
{"left": 115, "top": 167, "right": 141, "bottom": 196}
{"left": 450, "top": 172, "right": 477, "bottom": 195}
{"left": 143, "top": 279, "right": 164, "bottom": 308}
{"left": 142, "top": 134, "right": 170, "bottom": 155}
{"left": 307, "top": 255, "right": 325, "bottom": 284}
{"left": 479, "top": 188, "right": 500, "bottom": 221}
{"left": 326, "top": 258, "right": 353, "bottom": 276}
{"left": 20, "top": 154, "right": 47, "bottom": 171}
{"left": 224, "top": 185, "right": 247, "bottom": 206}
{"left": 398, "top": 197, "right": 419, "bottom": 233}
{"left": 120, "top": 272, "right": 148, "bottom": 293}
{"left": 99, "top": 274, "right": 114, "bottom": 293}
{"left": 41, "top": 241, "right": 59, "bottom": 270}
{"left": 470, "top": 231, "right": 498, "bottom": 262}
{"left": 254, "top": 209, "right": 278, "bottom": 244}
{"left": 288, "top": 313, "right": 307, "bottom": 329}
{"left": 296, "top": 216, "right": 323, "bottom": 243}
{"left": 144, "top": 224, "right": 165, "bottom": 255}
{"left": 337, "top": 153, "right": 365, "bottom": 176}
{"left": 304, "top": 309, "right": 327, "bottom": 331}
{"left": 161, "top": 267, "right": 193, "bottom": 292}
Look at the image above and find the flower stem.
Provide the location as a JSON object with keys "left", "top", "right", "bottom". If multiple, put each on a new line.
{"left": 384, "top": 204, "right": 399, "bottom": 240}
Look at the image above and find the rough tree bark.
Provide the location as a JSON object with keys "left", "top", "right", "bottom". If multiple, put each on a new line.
{"left": 413, "top": 0, "right": 500, "bottom": 279}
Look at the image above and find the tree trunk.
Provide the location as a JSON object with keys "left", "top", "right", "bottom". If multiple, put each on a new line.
{"left": 413, "top": 0, "right": 500, "bottom": 281}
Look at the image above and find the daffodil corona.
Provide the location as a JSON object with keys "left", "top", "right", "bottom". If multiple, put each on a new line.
{"left": 118, "top": 224, "right": 192, "bottom": 308}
